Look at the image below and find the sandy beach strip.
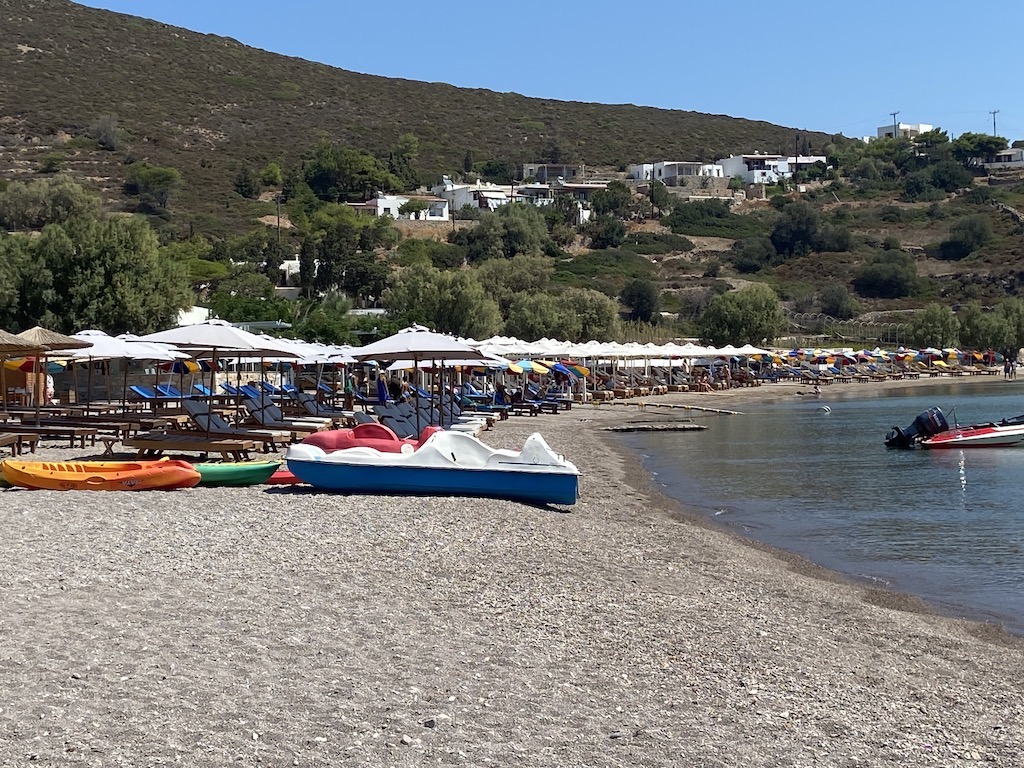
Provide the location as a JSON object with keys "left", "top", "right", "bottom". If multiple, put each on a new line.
{"left": 1, "top": 379, "right": 1022, "bottom": 766}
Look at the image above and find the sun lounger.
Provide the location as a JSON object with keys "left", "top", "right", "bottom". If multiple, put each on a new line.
{"left": 288, "top": 390, "right": 355, "bottom": 422}
{"left": 181, "top": 400, "right": 294, "bottom": 450}
{"left": 241, "top": 397, "right": 332, "bottom": 433}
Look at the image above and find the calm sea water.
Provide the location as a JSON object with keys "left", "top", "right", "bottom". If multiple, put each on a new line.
{"left": 624, "top": 379, "right": 1024, "bottom": 634}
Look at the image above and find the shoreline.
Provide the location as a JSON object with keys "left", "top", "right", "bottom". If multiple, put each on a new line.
{"left": 593, "top": 374, "right": 1024, "bottom": 640}
{"left": 2, "top": 380, "right": 1023, "bottom": 764}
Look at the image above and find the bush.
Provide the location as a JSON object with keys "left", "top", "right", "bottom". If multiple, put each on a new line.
{"left": 819, "top": 283, "right": 859, "bottom": 319}
{"left": 619, "top": 231, "right": 694, "bottom": 255}
{"left": 853, "top": 251, "right": 918, "bottom": 298}
{"left": 664, "top": 199, "right": 766, "bottom": 238}
{"left": 729, "top": 237, "right": 777, "bottom": 273}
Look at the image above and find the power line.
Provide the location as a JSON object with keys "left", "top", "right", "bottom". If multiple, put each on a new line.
{"left": 890, "top": 110, "right": 900, "bottom": 139}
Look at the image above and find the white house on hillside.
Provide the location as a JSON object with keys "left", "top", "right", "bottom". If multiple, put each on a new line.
{"left": 348, "top": 193, "right": 449, "bottom": 221}
{"left": 432, "top": 177, "right": 511, "bottom": 213}
{"left": 718, "top": 153, "right": 827, "bottom": 184}
{"left": 874, "top": 122, "right": 934, "bottom": 140}
{"left": 983, "top": 147, "right": 1024, "bottom": 170}
{"left": 629, "top": 161, "right": 723, "bottom": 183}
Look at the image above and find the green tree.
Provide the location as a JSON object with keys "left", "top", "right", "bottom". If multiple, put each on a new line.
{"left": 819, "top": 284, "right": 859, "bottom": 320}
{"left": 952, "top": 132, "right": 1008, "bottom": 166}
{"left": 476, "top": 255, "right": 554, "bottom": 313}
{"left": 0, "top": 176, "right": 101, "bottom": 230}
{"left": 450, "top": 204, "right": 551, "bottom": 262}
{"left": 559, "top": 287, "right": 621, "bottom": 341}
{"left": 291, "top": 292, "right": 355, "bottom": 345}
{"left": 590, "top": 180, "right": 632, "bottom": 218}
{"left": 930, "top": 160, "right": 972, "bottom": 192}
{"left": 383, "top": 262, "right": 501, "bottom": 337}
{"left": 956, "top": 302, "right": 1012, "bottom": 350}
{"left": 770, "top": 201, "right": 820, "bottom": 257}
{"left": 649, "top": 180, "right": 672, "bottom": 216}
{"left": 729, "top": 237, "right": 777, "bottom": 273}
{"left": 234, "top": 165, "right": 261, "bottom": 199}
{"left": 587, "top": 214, "right": 626, "bottom": 249}
{"left": 38, "top": 153, "right": 64, "bottom": 174}
{"left": 907, "top": 303, "right": 960, "bottom": 347}
{"left": 398, "top": 199, "right": 430, "bottom": 218}
{"left": 394, "top": 238, "right": 466, "bottom": 270}
{"left": 124, "top": 162, "right": 182, "bottom": 210}
{"left": 387, "top": 133, "right": 421, "bottom": 190}
{"left": 853, "top": 251, "right": 918, "bottom": 298}
{"left": 260, "top": 162, "right": 284, "bottom": 187}
{"left": 698, "top": 284, "right": 783, "bottom": 345}
{"left": 300, "top": 140, "right": 400, "bottom": 203}
{"left": 620, "top": 279, "right": 660, "bottom": 322}
{"left": 478, "top": 158, "right": 517, "bottom": 185}
{"left": 34, "top": 216, "right": 190, "bottom": 333}
{"left": 504, "top": 292, "right": 580, "bottom": 340}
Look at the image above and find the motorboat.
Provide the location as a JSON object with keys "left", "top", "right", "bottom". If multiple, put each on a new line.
{"left": 286, "top": 430, "right": 579, "bottom": 505}
{"left": 1, "top": 458, "right": 201, "bottom": 490}
{"left": 921, "top": 418, "right": 1024, "bottom": 449}
{"left": 886, "top": 407, "right": 1024, "bottom": 449}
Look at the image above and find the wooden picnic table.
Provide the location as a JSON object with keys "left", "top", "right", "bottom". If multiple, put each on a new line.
{"left": 1, "top": 424, "right": 98, "bottom": 449}
{"left": 122, "top": 433, "right": 256, "bottom": 462}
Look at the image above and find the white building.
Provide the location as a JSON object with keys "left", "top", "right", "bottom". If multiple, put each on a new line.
{"left": 717, "top": 153, "right": 827, "bottom": 184}
{"left": 432, "top": 177, "right": 511, "bottom": 213}
{"left": 718, "top": 153, "right": 788, "bottom": 184}
{"left": 875, "top": 122, "right": 934, "bottom": 140}
{"left": 983, "top": 147, "right": 1024, "bottom": 170}
{"left": 348, "top": 193, "right": 449, "bottom": 221}
{"left": 628, "top": 161, "right": 723, "bottom": 183}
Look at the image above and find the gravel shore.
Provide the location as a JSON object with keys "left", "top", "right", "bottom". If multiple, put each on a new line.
{"left": 2, "top": 382, "right": 1022, "bottom": 766}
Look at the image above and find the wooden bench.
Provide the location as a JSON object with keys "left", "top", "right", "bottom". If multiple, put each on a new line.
{"left": 1, "top": 432, "right": 40, "bottom": 456}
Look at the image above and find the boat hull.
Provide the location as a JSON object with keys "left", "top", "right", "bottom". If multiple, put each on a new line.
{"left": 921, "top": 425, "right": 1024, "bottom": 449}
{"left": 0, "top": 458, "right": 201, "bottom": 490}
{"left": 194, "top": 460, "right": 282, "bottom": 486}
{"left": 286, "top": 431, "right": 579, "bottom": 505}
{"left": 286, "top": 460, "right": 579, "bottom": 505}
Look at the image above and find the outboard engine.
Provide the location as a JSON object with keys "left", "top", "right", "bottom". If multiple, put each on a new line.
{"left": 885, "top": 407, "right": 949, "bottom": 449}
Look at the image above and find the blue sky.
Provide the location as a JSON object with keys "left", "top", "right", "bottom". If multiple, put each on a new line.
{"left": 78, "top": 0, "right": 1023, "bottom": 143}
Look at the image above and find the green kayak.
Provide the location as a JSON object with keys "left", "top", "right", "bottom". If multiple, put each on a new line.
{"left": 194, "top": 460, "right": 281, "bottom": 487}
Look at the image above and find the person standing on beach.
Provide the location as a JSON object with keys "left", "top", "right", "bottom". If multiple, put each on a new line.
{"left": 343, "top": 369, "right": 357, "bottom": 411}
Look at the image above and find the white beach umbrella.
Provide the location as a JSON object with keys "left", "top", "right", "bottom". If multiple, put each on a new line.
{"left": 70, "top": 329, "right": 182, "bottom": 410}
{"left": 354, "top": 326, "right": 484, "bottom": 433}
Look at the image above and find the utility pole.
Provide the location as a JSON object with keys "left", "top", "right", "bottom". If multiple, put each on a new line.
{"left": 990, "top": 109, "right": 1000, "bottom": 136}
{"left": 890, "top": 111, "right": 900, "bottom": 139}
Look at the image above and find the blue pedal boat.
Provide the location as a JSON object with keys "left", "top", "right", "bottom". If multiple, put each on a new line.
{"left": 286, "top": 431, "right": 579, "bottom": 505}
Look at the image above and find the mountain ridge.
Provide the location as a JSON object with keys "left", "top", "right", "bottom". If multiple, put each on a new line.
{"left": 0, "top": 0, "right": 833, "bottom": 233}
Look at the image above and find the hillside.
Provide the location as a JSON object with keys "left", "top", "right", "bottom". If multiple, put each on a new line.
{"left": 0, "top": 0, "right": 832, "bottom": 235}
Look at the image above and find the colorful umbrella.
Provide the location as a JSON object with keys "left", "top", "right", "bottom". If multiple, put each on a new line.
{"left": 507, "top": 360, "right": 549, "bottom": 375}
{"left": 3, "top": 357, "right": 67, "bottom": 373}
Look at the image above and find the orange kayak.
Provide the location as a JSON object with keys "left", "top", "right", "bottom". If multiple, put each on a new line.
{"left": 0, "top": 458, "right": 201, "bottom": 491}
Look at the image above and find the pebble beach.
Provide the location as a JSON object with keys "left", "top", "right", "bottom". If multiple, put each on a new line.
{"left": 2, "top": 380, "right": 1023, "bottom": 766}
